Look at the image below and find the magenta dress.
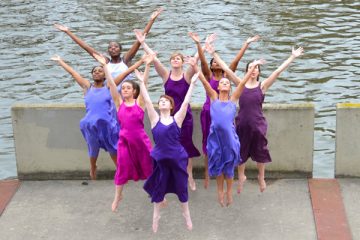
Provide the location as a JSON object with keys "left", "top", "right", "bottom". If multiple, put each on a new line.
{"left": 164, "top": 73, "right": 200, "bottom": 158}
{"left": 200, "top": 76, "right": 219, "bottom": 154}
{"left": 143, "top": 119, "right": 189, "bottom": 203}
{"left": 235, "top": 84, "right": 272, "bottom": 163}
{"left": 114, "top": 101, "right": 152, "bottom": 185}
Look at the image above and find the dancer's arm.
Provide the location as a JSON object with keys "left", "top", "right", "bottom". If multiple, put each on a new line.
{"left": 174, "top": 72, "right": 198, "bottom": 127}
{"left": 134, "top": 29, "right": 169, "bottom": 83}
{"left": 113, "top": 57, "right": 145, "bottom": 86}
{"left": 54, "top": 24, "right": 107, "bottom": 62}
{"left": 51, "top": 55, "right": 91, "bottom": 89}
{"left": 123, "top": 8, "right": 163, "bottom": 64}
{"left": 231, "top": 59, "right": 265, "bottom": 102}
{"left": 188, "top": 32, "right": 212, "bottom": 81}
{"left": 193, "top": 64, "right": 217, "bottom": 101}
{"left": 93, "top": 54, "right": 121, "bottom": 109}
{"left": 135, "top": 54, "right": 155, "bottom": 109}
{"left": 205, "top": 43, "right": 241, "bottom": 85}
{"left": 261, "top": 46, "right": 303, "bottom": 93}
{"left": 228, "top": 35, "right": 260, "bottom": 72}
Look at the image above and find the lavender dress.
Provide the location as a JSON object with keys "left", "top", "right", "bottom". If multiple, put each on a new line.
{"left": 143, "top": 119, "right": 189, "bottom": 203}
{"left": 80, "top": 85, "right": 119, "bottom": 158}
{"left": 164, "top": 73, "right": 200, "bottom": 158}
{"left": 200, "top": 76, "right": 219, "bottom": 154}
{"left": 235, "top": 84, "right": 272, "bottom": 163}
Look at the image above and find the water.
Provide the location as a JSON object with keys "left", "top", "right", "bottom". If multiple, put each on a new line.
{"left": 1, "top": 0, "right": 359, "bottom": 179}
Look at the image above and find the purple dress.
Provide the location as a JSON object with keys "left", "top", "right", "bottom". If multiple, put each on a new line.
{"left": 207, "top": 100, "right": 240, "bottom": 178}
{"left": 200, "top": 76, "right": 219, "bottom": 154}
{"left": 143, "top": 119, "right": 189, "bottom": 203}
{"left": 164, "top": 73, "right": 200, "bottom": 158}
{"left": 114, "top": 101, "right": 153, "bottom": 185}
{"left": 235, "top": 84, "right": 272, "bottom": 163}
{"left": 80, "top": 85, "right": 118, "bottom": 158}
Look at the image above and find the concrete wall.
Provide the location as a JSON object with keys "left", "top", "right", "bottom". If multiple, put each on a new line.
{"left": 12, "top": 103, "right": 314, "bottom": 180}
{"left": 335, "top": 103, "right": 360, "bottom": 177}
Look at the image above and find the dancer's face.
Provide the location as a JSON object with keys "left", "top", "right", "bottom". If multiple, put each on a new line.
{"left": 210, "top": 59, "right": 221, "bottom": 71}
{"left": 218, "top": 78, "right": 231, "bottom": 92}
{"left": 170, "top": 55, "right": 183, "bottom": 68}
{"left": 158, "top": 97, "right": 172, "bottom": 111}
{"left": 247, "top": 63, "right": 260, "bottom": 79}
{"left": 91, "top": 66, "right": 105, "bottom": 82}
{"left": 121, "top": 82, "right": 135, "bottom": 99}
{"left": 108, "top": 42, "right": 121, "bottom": 57}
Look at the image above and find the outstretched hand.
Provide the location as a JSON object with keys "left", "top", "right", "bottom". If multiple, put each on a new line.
{"left": 252, "top": 59, "right": 266, "bottom": 66}
{"left": 246, "top": 35, "right": 260, "bottom": 44}
{"left": 188, "top": 32, "right": 200, "bottom": 43}
{"left": 150, "top": 7, "right": 163, "bottom": 20}
{"left": 50, "top": 55, "right": 61, "bottom": 62}
{"left": 134, "top": 29, "right": 146, "bottom": 44}
{"left": 204, "top": 42, "right": 215, "bottom": 55}
{"left": 93, "top": 53, "right": 107, "bottom": 66}
{"left": 205, "top": 33, "right": 217, "bottom": 45}
{"left": 292, "top": 46, "right": 304, "bottom": 58}
{"left": 142, "top": 53, "right": 156, "bottom": 65}
{"left": 54, "top": 23, "right": 68, "bottom": 32}
{"left": 134, "top": 69, "right": 144, "bottom": 82}
{"left": 184, "top": 56, "right": 197, "bottom": 68}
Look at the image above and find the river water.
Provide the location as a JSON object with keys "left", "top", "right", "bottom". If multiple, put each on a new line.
{"left": 1, "top": 0, "right": 359, "bottom": 179}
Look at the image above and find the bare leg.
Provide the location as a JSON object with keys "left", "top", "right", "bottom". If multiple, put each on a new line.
{"left": 111, "top": 185, "right": 123, "bottom": 212}
{"left": 89, "top": 157, "right": 97, "bottom": 180}
{"left": 203, "top": 155, "right": 210, "bottom": 189}
{"left": 110, "top": 154, "right": 117, "bottom": 167}
{"left": 225, "top": 177, "right": 233, "bottom": 206}
{"left": 152, "top": 203, "right": 161, "bottom": 233}
{"left": 187, "top": 158, "right": 196, "bottom": 191}
{"left": 216, "top": 174, "right": 225, "bottom": 207}
{"left": 257, "top": 163, "right": 266, "bottom": 192}
{"left": 159, "top": 198, "right": 168, "bottom": 209}
{"left": 237, "top": 163, "right": 247, "bottom": 194}
{"left": 181, "top": 202, "right": 193, "bottom": 230}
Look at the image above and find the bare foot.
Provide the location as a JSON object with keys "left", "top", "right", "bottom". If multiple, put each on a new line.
{"left": 189, "top": 178, "right": 196, "bottom": 191}
{"left": 257, "top": 176, "right": 266, "bottom": 192}
{"left": 111, "top": 194, "right": 122, "bottom": 212}
{"left": 237, "top": 176, "right": 247, "bottom": 194}
{"left": 203, "top": 175, "right": 210, "bottom": 189}
{"left": 152, "top": 215, "right": 160, "bottom": 233}
{"left": 182, "top": 212, "right": 193, "bottom": 230}
{"left": 217, "top": 191, "right": 225, "bottom": 207}
{"left": 226, "top": 191, "right": 233, "bottom": 207}
{"left": 90, "top": 165, "right": 97, "bottom": 180}
{"left": 160, "top": 198, "right": 168, "bottom": 209}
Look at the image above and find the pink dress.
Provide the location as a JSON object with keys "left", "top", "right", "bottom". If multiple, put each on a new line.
{"left": 114, "top": 101, "right": 152, "bottom": 185}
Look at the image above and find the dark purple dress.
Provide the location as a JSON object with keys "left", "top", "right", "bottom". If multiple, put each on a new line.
{"left": 143, "top": 119, "right": 189, "bottom": 203}
{"left": 200, "top": 76, "right": 219, "bottom": 154}
{"left": 235, "top": 83, "right": 272, "bottom": 163}
{"left": 164, "top": 73, "right": 200, "bottom": 158}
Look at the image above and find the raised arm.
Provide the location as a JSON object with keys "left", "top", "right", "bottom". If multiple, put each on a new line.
{"left": 174, "top": 72, "right": 198, "bottom": 127}
{"left": 134, "top": 29, "right": 169, "bottom": 82}
{"left": 193, "top": 64, "right": 217, "bottom": 101}
{"left": 123, "top": 8, "right": 163, "bottom": 64}
{"left": 261, "top": 46, "right": 304, "bottom": 93}
{"left": 93, "top": 53, "right": 121, "bottom": 108}
{"left": 231, "top": 59, "right": 266, "bottom": 102}
{"left": 54, "top": 24, "right": 106, "bottom": 62}
{"left": 189, "top": 32, "right": 212, "bottom": 80}
{"left": 228, "top": 35, "right": 260, "bottom": 72}
{"left": 135, "top": 54, "right": 155, "bottom": 108}
{"left": 51, "top": 55, "right": 90, "bottom": 89}
{"left": 205, "top": 43, "right": 241, "bottom": 86}
{"left": 113, "top": 57, "right": 144, "bottom": 86}
{"left": 135, "top": 69, "right": 159, "bottom": 128}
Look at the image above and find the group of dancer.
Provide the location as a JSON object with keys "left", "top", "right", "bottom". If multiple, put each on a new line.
{"left": 51, "top": 8, "right": 303, "bottom": 232}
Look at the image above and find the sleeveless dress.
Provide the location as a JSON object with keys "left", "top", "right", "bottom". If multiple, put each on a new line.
{"left": 235, "top": 84, "right": 272, "bottom": 163}
{"left": 164, "top": 73, "right": 200, "bottom": 158}
{"left": 114, "top": 101, "right": 152, "bottom": 185}
{"left": 107, "top": 60, "right": 133, "bottom": 93}
{"left": 143, "top": 119, "right": 189, "bottom": 203}
{"left": 80, "top": 85, "right": 119, "bottom": 158}
{"left": 200, "top": 76, "right": 219, "bottom": 154}
{"left": 207, "top": 100, "right": 240, "bottom": 178}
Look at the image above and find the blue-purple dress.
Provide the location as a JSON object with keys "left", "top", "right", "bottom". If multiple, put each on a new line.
{"left": 143, "top": 119, "right": 189, "bottom": 203}
{"left": 235, "top": 84, "right": 271, "bottom": 163}
{"left": 80, "top": 85, "right": 119, "bottom": 158}
{"left": 207, "top": 100, "right": 240, "bottom": 178}
{"left": 164, "top": 73, "right": 200, "bottom": 158}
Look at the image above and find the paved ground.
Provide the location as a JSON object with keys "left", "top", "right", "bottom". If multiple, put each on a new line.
{"left": 0, "top": 179, "right": 318, "bottom": 240}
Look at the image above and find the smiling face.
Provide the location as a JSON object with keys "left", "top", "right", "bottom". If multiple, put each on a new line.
{"left": 91, "top": 66, "right": 105, "bottom": 82}
{"left": 170, "top": 53, "right": 184, "bottom": 68}
{"left": 218, "top": 78, "right": 231, "bottom": 92}
{"left": 107, "top": 41, "right": 122, "bottom": 58}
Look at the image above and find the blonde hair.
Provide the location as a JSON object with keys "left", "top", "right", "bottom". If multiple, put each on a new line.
{"left": 169, "top": 52, "right": 184, "bottom": 62}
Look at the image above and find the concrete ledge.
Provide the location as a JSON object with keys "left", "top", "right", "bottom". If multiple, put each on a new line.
{"left": 12, "top": 103, "right": 314, "bottom": 180}
{"left": 335, "top": 103, "right": 360, "bottom": 177}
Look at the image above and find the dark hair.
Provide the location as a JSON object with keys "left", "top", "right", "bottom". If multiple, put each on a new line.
{"left": 90, "top": 65, "right": 103, "bottom": 74}
{"left": 158, "top": 94, "right": 175, "bottom": 115}
{"left": 122, "top": 80, "right": 140, "bottom": 99}
{"left": 209, "top": 58, "right": 224, "bottom": 74}
{"left": 245, "top": 61, "right": 261, "bottom": 81}
{"left": 108, "top": 41, "right": 122, "bottom": 52}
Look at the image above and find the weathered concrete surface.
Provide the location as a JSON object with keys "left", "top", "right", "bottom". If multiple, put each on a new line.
{"left": 12, "top": 103, "right": 314, "bottom": 180}
{"left": 338, "top": 179, "right": 360, "bottom": 240}
{"left": 0, "top": 179, "right": 316, "bottom": 240}
{"left": 336, "top": 103, "right": 360, "bottom": 177}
